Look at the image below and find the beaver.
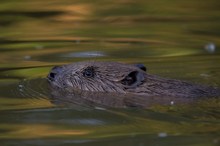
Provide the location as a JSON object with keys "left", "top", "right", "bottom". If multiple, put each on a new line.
{"left": 47, "top": 61, "right": 220, "bottom": 107}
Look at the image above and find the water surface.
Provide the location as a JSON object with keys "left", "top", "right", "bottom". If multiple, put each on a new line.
{"left": 0, "top": 0, "right": 220, "bottom": 146}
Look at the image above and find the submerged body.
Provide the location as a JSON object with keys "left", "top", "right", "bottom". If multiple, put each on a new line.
{"left": 47, "top": 61, "right": 220, "bottom": 107}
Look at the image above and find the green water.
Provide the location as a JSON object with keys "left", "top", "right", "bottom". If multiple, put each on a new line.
{"left": 0, "top": 0, "right": 220, "bottom": 145}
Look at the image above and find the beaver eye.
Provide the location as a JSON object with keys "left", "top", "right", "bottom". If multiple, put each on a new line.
{"left": 83, "top": 67, "right": 95, "bottom": 78}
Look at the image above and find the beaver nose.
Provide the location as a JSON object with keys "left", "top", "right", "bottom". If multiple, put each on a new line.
{"left": 47, "top": 66, "right": 63, "bottom": 81}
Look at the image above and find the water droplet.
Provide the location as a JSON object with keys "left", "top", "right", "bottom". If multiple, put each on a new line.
{"left": 204, "top": 43, "right": 216, "bottom": 53}
{"left": 158, "top": 132, "right": 168, "bottom": 138}
{"left": 24, "top": 55, "right": 31, "bottom": 60}
{"left": 18, "top": 85, "right": 23, "bottom": 88}
{"left": 95, "top": 107, "right": 106, "bottom": 110}
{"left": 200, "top": 73, "right": 210, "bottom": 78}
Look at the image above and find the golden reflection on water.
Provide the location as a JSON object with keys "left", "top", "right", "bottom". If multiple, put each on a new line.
{"left": 1, "top": 110, "right": 219, "bottom": 140}
{"left": 0, "top": 97, "right": 53, "bottom": 111}
{"left": 0, "top": 124, "right": 90, "bottom": 139}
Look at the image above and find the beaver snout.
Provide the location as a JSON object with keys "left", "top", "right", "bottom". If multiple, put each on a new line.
{"left": 47, "top": 66, "right": 63, "bottom": 82}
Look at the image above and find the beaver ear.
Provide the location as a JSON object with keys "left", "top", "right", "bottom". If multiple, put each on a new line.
{"left": 121, "top": 71, "right": 145, "bottom": 88}
{"left": 135, "top": 64, "right": 147, "bottom": 72}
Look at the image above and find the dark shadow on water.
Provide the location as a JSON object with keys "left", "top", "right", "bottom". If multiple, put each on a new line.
{"left": 0, "top": 11, "right": 65, "bottom": 18}
{"left": 0, "top": 10, "right": 65, "bottom": 26}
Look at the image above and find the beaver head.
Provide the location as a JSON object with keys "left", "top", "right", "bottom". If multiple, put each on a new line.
{"left": 47, "top": 61, "right": 146, "bottom": 93}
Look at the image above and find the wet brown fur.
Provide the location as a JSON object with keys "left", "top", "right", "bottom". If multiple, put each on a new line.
{"left": 48, "top": 61, "right": 220, "bottom": 99}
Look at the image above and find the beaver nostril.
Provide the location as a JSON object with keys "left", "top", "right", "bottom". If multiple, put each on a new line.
{"left": 48, "top": 66, "right": 63, "bottom": 81}
{"left": 47, "top": 72, "right": 56, "bottom": 81}
{"left": 50, "top": 72, "right": 56, "bottom": 79}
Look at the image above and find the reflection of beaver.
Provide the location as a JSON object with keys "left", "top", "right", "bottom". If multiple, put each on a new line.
{"left": 47, "top": 61, "right": 220, "bottom": 107}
